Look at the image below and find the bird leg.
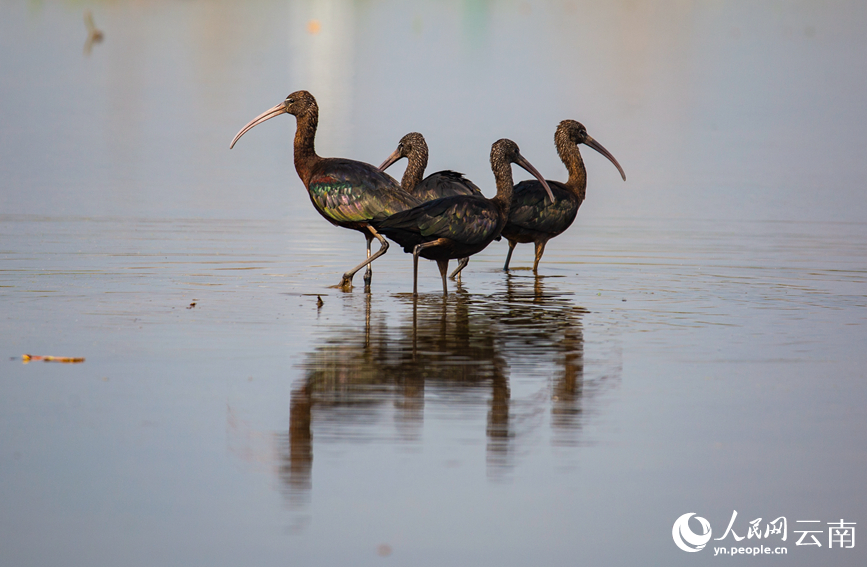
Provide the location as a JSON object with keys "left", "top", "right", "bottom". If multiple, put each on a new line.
{"left": 436, "top": 259, "right": 450, "bottom": 296}
{"left": 448, "top": 257, "right": 469, "bottom": 281}
{"left": 503, "top": 240, "right": 517, "bottom": 271}
{"left": 363, "top": 233, "right": 374, "bottom": 290}
{"left": 339, "top": 225, "right": 388, "bottom": 290}
{"left": 533, "top": 240, "right": 547, "bottom": 274}
{"left": 411, "top": 238, "right": 448, "bottom": 296}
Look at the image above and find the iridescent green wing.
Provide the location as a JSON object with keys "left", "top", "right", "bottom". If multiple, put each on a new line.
{"left": 308, "top": 159, "right": 421, "bottom": 224}
{"left": 378, "top": 196, "right": 499, "bottom": 247}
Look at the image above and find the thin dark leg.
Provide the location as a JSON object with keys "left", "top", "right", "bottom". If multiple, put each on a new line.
{"left": 363, "top": 233, "right": 374, "bottom": 290}
{"left": 411, "top": 238, "right": 448, "bottom": 296}
{"left": 533, "top": 240, "right": 547, "bottom": 274}
{"left": 411, "top": 295, "right": 418, "bottom": 358}
{"left": 448, "top": 257, "right": 469, "bottom": 281}
{"left": 436, "top": 259, "right": 450, "bottom": 296}
{"left": 339, "top": 225, "right": 388, "bottom": 290}
{"left": 412, "top": 245, "right": 421, "bottom": 296}
{"left": 503, "top": 240, "right": 517, "bottom": 271}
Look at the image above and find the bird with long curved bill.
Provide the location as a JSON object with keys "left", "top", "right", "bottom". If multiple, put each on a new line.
{"left": 502, "top": 120, "right": 626, "bottom": 273}
{"left": 378, "top": 132, "right": 484, "bottom": 281}
{"left": 372, "top": 139, "right": 554, "bottom": 296}
{"left": 230, "top": 90, "right": 420, "bottom": 291}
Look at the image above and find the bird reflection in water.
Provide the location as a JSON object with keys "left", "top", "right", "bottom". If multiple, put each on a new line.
{"left": 493, "top": 274, "right": 594, "bottom": 449}
{"left": 280, "top": 275, "right": 618, "bottom": 499}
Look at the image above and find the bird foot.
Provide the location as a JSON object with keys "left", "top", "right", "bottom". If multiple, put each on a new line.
{"left": 448, "top": 258, "right": 468, "bottom": 280}
{"left": 331, "top": 274, "right": 353, "bottom": 291}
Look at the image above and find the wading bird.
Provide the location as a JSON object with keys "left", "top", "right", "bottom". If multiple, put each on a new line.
{"left": 378, "top": 132, "right": 483, "bottom": 280}
{"left": 230, "top": 90, "right": 420, "bottom": 290}
{"left": 373, "top": 139, "right": 553, "bottom": 296}
{"left": 502, "top": 120, "right": 625, "bottom": 273}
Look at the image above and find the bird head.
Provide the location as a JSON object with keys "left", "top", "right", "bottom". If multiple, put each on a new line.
{"left": 490, "top": 139, "right": 554, "bottom": 202}
{"left": 379, "top": 132, "right": 428, "bottom": 172}
{"left": 230, "top": 90, "right": 318, "bottom": 149}
{"left": 558, "top": 119, "right": 626, "bottom": 181}
{"left": 282, "top": 90, "right": 318, "bottom": 118}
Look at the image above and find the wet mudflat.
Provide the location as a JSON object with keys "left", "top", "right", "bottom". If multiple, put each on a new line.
{"left": 2, "top": 1, "right": 867, "bottom": 566}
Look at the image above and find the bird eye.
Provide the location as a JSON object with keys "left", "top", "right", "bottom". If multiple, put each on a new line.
{"left": 287, "top": 98, "right": 295, "bottom": 104}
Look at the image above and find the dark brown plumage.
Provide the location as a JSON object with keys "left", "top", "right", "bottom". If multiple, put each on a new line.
{"left": 502, "top": 120, "right": 626, "bottom": 273}
{"left": 373, "top": 139, "right": 553, "bottom": 296}
{"left": 379, "top": 132, "right": 483, "bottom": 200}
{"left": 230, "top": 90, "right": 421, "bottom": 290}
{"left": 378, "top": 132, "right": 484, "bottom": 280}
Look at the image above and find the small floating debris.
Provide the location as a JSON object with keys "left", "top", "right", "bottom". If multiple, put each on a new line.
{"left": 22, "top": 354, "right": 85, "bottom": 364}
{"left": 316, "top": 295, "right": 324, "bottom": 308}
{"left": 187, "top": 302, "right": 197, "bottom": 309}
{"left": 83, "top": 10, "right": 104, "bottom": 56}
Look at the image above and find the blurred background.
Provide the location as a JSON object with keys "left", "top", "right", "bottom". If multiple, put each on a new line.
{"left": 2, "top": 0, "right": 865, "bottom": 223}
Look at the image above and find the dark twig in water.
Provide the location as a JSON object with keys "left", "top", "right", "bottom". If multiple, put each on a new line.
{"left": 22, "top": 354, "right": 85, "bottom": 364}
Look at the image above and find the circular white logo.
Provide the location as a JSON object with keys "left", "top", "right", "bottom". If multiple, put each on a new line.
{"left": 672, "top": 513, "right": 712, "bottom": 552}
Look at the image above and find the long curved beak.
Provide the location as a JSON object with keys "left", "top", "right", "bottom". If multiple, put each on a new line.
{"left": 230, "top": 103, "right": 287, "bottom": 149}
{"left": 584, "top": 136, "right": 626, "bottom": 181}
{"left": 378, "top": 148, "right": 403, "bottom": 172}
{"left": 514, "top": 153, "right": 555, "bottom": 203}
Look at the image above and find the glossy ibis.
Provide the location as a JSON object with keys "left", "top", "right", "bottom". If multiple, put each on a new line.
{"left": 230, "top": 90, "right": 420, "bottom": 290}
{"left": 378, "top": 132, "right": 484, "bottom": 280}
{"left": 379, "top": 132, "right": 483, "bottom": 200}
{"left": 372, "top": 139, "right": 553, "bottom": 296}
{"left": 502, "top": 120, "right": 625, "bottom": 273}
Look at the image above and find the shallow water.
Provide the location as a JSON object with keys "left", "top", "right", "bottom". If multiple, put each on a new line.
{"left": 2, "top": 1, "right": 866, "bottom": 566}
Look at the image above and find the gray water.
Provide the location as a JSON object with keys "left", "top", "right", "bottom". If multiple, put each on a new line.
{"left": 2, "top": 1, "right": 866, "bottom": 566}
